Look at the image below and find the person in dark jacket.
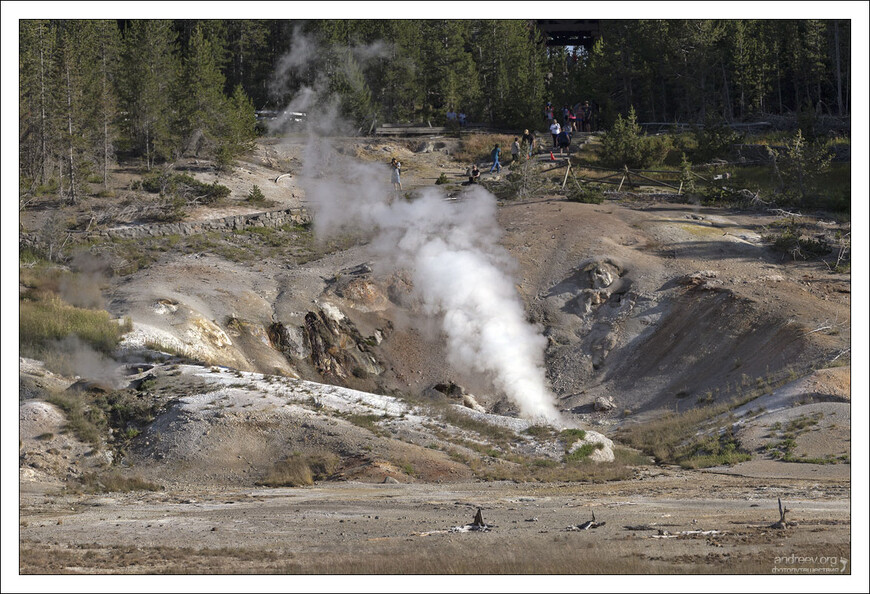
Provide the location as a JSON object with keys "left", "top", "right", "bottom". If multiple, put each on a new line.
{"left": 556, "top": 129, "right": 571, "bottom": 155}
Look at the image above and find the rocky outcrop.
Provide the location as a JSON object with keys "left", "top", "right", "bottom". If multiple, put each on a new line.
{"left": 299, "top": 309, "right": 384, "bottom": 382}
{"left": 20, "top": 207, "right": 310, "bottom": 250}
{"left": 593, "top": 395, "right": 616, "bottom": 412}
{"left": 431, "top": 382, "right": 487, "bottom": 413}
{"left": 567, "top": 431, "right": 615, "bottom": 463}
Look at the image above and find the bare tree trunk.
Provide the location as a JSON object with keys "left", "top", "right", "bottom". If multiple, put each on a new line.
{"left": 102, "top": 49, "right": 110, "bottom": 191}
{"left": 104, "top": 120, "right": 110, "bottom": 191}
{"left": 38, "top": 30, "right": 48, "bottom": 185}
{"left": 722, "top": 63, "right": 733, "bottom": 122}
{"left": 777, "top": 62, "right": 783, "bottom": 113}
{"left": 661, "top": 77, "right": 667, "bottom": 121}
{"left": 65, "top": 64, "right": 77, "bottom": 205}
{"left": 145, "top": 124, "right": 152, "bottom": 171}
{"left": 845, "top": 50, "right": 850, "bottom": 114}
{"left": 834, "top": 21, "right": 843, "bottom": 116}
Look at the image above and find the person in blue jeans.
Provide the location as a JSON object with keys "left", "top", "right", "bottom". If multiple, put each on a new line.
{"left": 490, "top": 144, "right": 501, "bottom": 174}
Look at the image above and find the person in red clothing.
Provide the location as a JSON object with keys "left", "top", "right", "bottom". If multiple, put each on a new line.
{"left": 568, "top": 108, "right": 577, "bottom": 132}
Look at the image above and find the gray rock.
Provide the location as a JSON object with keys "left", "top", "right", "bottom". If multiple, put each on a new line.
{"left": 594, "top": 396, "right": 616, "bottom": 411}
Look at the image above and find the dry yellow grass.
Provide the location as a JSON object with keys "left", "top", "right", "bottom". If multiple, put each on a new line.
{"left": 454, "top": 134, "right": 516, "bottom": 165}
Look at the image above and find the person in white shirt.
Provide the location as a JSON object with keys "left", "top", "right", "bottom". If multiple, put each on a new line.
{"left": 390, "top": 158, "right": 402, "bottom": 191}
{"left": 549, "top": 120, "right": 561, "bottom": 148}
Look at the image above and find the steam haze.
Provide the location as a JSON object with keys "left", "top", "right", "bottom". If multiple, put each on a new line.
{"left": 273, "top": 33, "right": 561, "bottom": 422}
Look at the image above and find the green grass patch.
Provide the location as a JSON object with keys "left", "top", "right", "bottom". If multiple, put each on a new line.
{"left": 565, "top": 442, "right": 604, "bottom": 462}
{"left": 559, "top": 429, "right": 587, "bottom": 450}
{"left": 615, "top": 396, "right": 755, "bottom": 465}
{"left": 523, "top": 424, "right": 557, "bottom": 439}
{"left": 46, "top": 385, "right": 168, "bottom": 449}
{"left": 46, "top": 391, "right": 107, "bottom": 446}
{"left": 20, "top": 297, "right": 131, "bottom": 355}
{"left": 678, "top": 431, "right": 751, "bottom": 469}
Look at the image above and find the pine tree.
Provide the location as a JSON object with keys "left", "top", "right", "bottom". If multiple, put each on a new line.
{"left": 225, "top": 20, "right": 272, "bottom": 106}
{"left": 471, "top": 20, "right": 543, "bottom": 128}
{"left": 54, "top": 20, "right": 95, "bottom": 204}
{"left": 120, "top": 20, "right": 180, "bottom": 169}
{"left": 19, "top": 20, "right": 59, "bottom": 191}
{"left": 216, "top": 84, "right": 258, "bottom": 170}
{"left": 87, "top": 20, "right": 121, "bottom": 192}
{"left": 180, "top": 24, "right": 229, "bottom": 142}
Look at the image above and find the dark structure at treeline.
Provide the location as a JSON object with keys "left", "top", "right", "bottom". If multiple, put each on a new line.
{"left": 20, "top": 19, "right": 850, "bottom": 199}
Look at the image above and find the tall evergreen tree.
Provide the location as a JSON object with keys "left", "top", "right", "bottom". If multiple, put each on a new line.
{"left": 180, "top": 24, "right": 230, "bottom": 139}
{"left": 472, "top": 20, "right": 543, "bottom": 128}
{"left": 87, "top": 20, "right": 121, "bottom": 191}
{"left": 19, "top": 20, "right": 59, "bottom": 190}
{"left": 119, "top": 20, "right": 180, "bottom": 169}
{"left": 54, "top": 20, "right": 95, "bottom": 204}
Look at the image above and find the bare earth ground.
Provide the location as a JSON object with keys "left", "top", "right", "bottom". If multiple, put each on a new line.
{"left": 18, "top": 474, "right": 850, "bottom": 575}
{"left": 15, "top": 135, "right": 859, "bottom": 579}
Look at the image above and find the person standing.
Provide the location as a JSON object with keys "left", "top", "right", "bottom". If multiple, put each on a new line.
{"left": 390, "top": 158, "right": 402, "bottom": 191}
{"left": 543, "top": 102, "right": 554, "bottom": 122}
{"left": 583, "top": 101, "right": 593, "bottom": 132}
{"left": 511, "top": 137, "right": 521, "bottom": 163}
{"left": 549, "top": 119, "right": 561, "bottom": 148}
{"left": 522, "top": 129, "right": 533, "bottom": 158}
{"left": 490, "top": 144, "right": 502, "bottom": 174}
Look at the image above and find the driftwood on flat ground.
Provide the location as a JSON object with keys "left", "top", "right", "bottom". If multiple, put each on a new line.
{"left": 770, "top": 497, "right": 795, "bottom": 529}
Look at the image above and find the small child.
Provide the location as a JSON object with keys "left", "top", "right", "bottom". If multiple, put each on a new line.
{"left": 511, "top": 137, "right": 521, "bottom": 163}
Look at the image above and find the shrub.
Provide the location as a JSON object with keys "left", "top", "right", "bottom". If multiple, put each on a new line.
{"left": 247, "top": 184, "right": 266, "bottom": 203}
{"left": 523, "top": 424, "right": 556, "bottom": 439}
{"left": 259, "top": 452, "right": 339, "bottom": 487}
{"left": 214, "top": 145, "right": 236, "bottom": 172}
{"left": 764, "top": 225, "right": 831, "bottom": 260}
{"left": 260, "top": 455, "right": 313, "bottom": 487}
{"left": 502, "top": 158, "right": 549, "bottom": 200}
{"left": 691, "top": 117, "right": 742, "bottom": 162}
{"left": 141, "top": 172, "right": 231, "bottom": 205}
{"left": 46, "top": 392, "right": 107, "bottom": 446}
{"left": 679, "top": 153, "right": 696, "bottom": 193}
{"left": 434, "top": 173, "right": 449, "bottom": 185}
{"left": 559, "top": 428, "right": 587, "bottom": 450}
{"left": 79, "top": 471, "right": 161, "bottom": 493}
{"left": 565, "top": 181, "right": 605, "bottom": 204}
{"left": 601, "top": 106, "right": 672, "bottom": 168}
{"left": 768, "top": 130, "right": 834, "bottom": 201}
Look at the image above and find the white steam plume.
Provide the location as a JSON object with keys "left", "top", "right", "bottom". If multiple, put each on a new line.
{"left": 274, "top": 34, "right": 560, "bottom": 422}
